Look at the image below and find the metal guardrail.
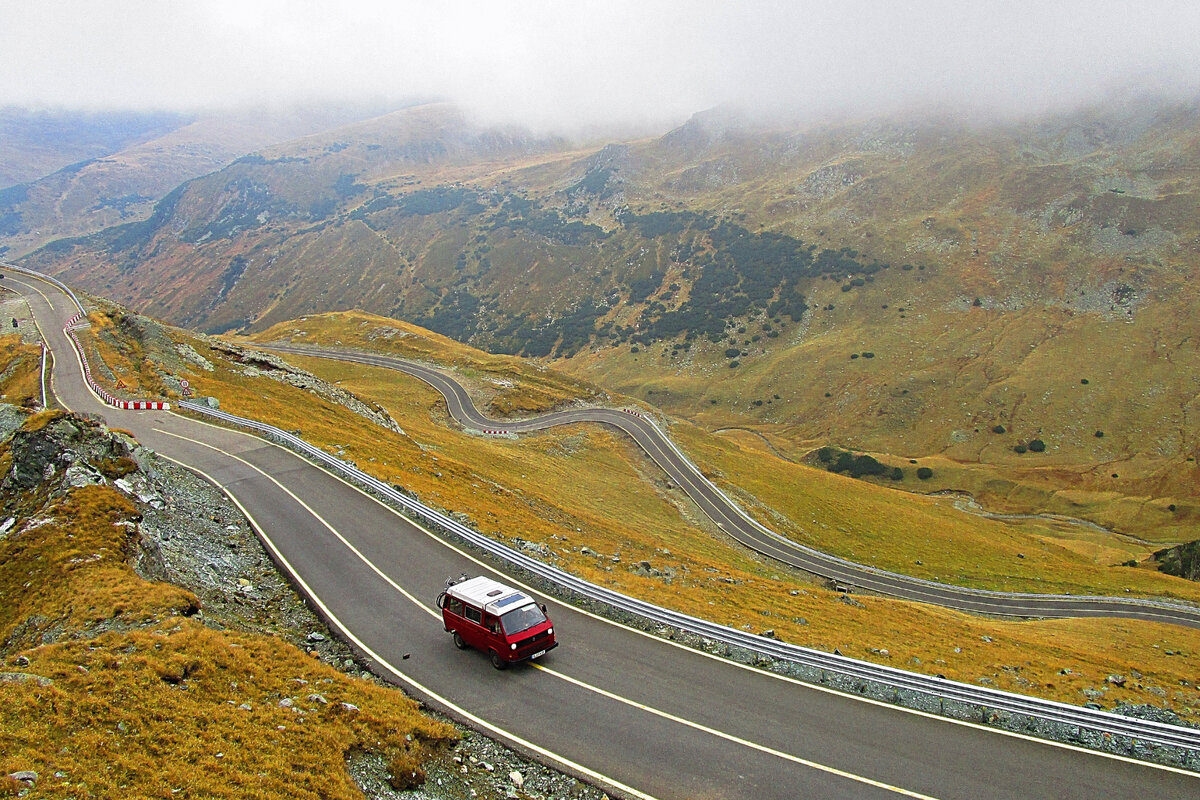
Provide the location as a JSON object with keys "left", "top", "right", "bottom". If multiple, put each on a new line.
{"left": 260, "top": 344, "right": 1200, "bottom": 625}
{"left": 4, "top": 264, "right": 169, "bottom": 410}
{"left": 632, "top": 411, "right": 1200, "bottom": 615}
{"left": 179, "top": 399, "right": 1200, "bottom": 769}
{"left": 1, "top": 261, "right": 86, "bottom": 314}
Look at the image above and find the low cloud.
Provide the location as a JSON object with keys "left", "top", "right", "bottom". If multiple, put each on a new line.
{"left": 2, "top": 1, "right": 1198, "bottom": 132}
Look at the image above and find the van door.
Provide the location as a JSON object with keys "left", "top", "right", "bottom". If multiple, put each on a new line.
{"left": 482, "top": 613, "right": 507, "bottom": 655}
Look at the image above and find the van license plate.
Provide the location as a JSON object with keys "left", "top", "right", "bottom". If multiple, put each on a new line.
{"left": 531, "top": 649, "right": 546, "bottom": 659}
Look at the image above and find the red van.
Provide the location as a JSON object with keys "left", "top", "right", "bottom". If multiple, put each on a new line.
{"left": 437, "top": 575, "right": 557, "bottom": 669}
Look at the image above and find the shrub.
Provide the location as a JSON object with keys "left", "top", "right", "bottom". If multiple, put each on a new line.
{"left": 833, "top": 451, "right": 856, "bottom": 473}
{"left": 1168, "top": 503, "right": 1177, "bottom": 512}
{"left": 1028, "top": 439, "right": 1046, "bottom": 452}
{"left": 725, "top": 348, "right": 741, "bottom": 358}
{"left": 992, "top": 424, "right": 1006, "bottom": 434}
{"left": 1014, "top": 444, "right": 1027, "bottom": 454}
{"left": 728, "top": 360, "right": 739, "bottom": 368}
{"left": 824, "top": 448, "right": 888, "bottom": 478}
{"left": 850, "top": 454, "right": 887, "bottom": 478}
{"left": 890, "top": 467, "right": 904, "bottom": 481}
{"left": 916, "top": 467, "right": 933, "bottom": 480}
{"left": 1094, "top": 430, "right": 1104, "bottom": 438}
{"left": 861, "top": 352, "right": 875, "bottom": 359}
{"left": 850, "top": 353, "right": 859, "bottom": 359}
{"left": 1081, "top": 378, "right": 1089, "bottom": 385}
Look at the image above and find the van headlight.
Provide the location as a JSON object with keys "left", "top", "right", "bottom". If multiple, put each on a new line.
{"left": 548, "top": 628, "right": 553, "bottom": 636}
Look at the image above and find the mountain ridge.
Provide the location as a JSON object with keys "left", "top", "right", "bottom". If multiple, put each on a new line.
{"left": 17, "top": 97, "right": 1200, "bottom": 536}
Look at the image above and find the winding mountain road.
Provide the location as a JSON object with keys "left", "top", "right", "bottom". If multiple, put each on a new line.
{"left": 6, "top": 267, "right": 1198, "bottom": 800}
{"left": 261, "top": 342, "right": 1200, "bottom": 631}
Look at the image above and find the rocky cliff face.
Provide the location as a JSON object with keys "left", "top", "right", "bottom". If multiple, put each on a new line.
{"left": 1156, "top": 541, "right": 1200, "bottom": 582}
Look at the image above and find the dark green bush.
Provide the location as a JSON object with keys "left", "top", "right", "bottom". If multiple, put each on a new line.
{"left": 824, "top": 448, "right": 888, "bottom": 479}
{"left": 1028, "top": 439, "right": 1046, "bottom": 452}
{"left": 916, "top": 467, "right": 933, "bottom": 480}
{"left": 1014, "top": 444, "right": 1027, "bottom": 454}
{"left": 992, "top": 424, "right": 1006, "bottom": 434}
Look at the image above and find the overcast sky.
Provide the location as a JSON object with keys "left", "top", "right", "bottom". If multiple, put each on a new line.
{"left": 3, "top": 1, "right": 1199, "bottom": 132}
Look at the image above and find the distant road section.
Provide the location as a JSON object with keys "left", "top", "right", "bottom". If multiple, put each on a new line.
{"left": 263, "top": 342, "right": 1200, "bottom": 631}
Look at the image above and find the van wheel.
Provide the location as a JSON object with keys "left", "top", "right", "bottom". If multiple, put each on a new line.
{"left": 452, "top": 632, "right": 467, "bottom": 650}
{"left": 490, "top": 651, "right": 508, "bottom": 670}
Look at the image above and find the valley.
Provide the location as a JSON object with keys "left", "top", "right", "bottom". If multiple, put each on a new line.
{"left": 4, "top": 91, "right": 1200, "bottom": 795}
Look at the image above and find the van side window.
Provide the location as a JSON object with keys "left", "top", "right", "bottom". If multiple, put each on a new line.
{"left": 464, "top": 605, "right": 482, "bottom": 624}
{"left": 485, "top": 616, "right": 500, "bottom": 634}
{"left": 446, "top": 597, "right": 464, "bottom": 616}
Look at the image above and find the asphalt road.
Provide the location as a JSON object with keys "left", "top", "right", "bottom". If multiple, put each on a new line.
{"left": 7, "top": 269, "right": 1198, "bottom": 800}
{"left": 261, "top": 342, "right": 1200, "bottom": 631}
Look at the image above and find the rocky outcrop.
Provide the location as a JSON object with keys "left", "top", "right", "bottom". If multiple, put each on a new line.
{"left": 0, "top": 412, "right": 131, "bottom": 494}
{"left": 208, "top": 341, "right": 404, "bottom": 435}
{"left": 1155, "top": 540, "right": 1200, "bottom": 582}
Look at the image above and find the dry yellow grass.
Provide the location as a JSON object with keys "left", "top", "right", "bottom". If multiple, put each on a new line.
{"left": 74, "top": 313, "right": 1200, "bottom": 724}
{"left": 0, "top": 477, "right": 455, "bottom": 799}
{"left": 671, "top": 422, "right": 1200, "bottom": 602}
{"left": 0, "top": 334, "right": 43, "bottom": 408}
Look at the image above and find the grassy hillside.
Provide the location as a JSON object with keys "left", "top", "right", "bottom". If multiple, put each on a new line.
{"left": 0, "top": 335, "right": 43, "bottom": 409}
{"left": 0, "top": 413, "right": 456, "bottom": 798}
{"left": 63, "top": 304, "right": 1200, "bottom": 724}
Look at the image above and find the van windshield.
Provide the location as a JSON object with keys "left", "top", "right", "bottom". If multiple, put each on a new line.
{"left": 500, "top": 603, "right": 547, "bottom": 636}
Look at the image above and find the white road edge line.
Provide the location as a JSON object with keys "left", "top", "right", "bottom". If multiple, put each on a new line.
{"left": 533, "top": 663, "right": 941, "bottom": 799}
{"left": 152, "top": 426, "right": 942, "bottom": 796}
{"left": 151, "top": 439, "right": 658, "bottom": 800}
{"left": 156, "top": 416, "right": 1200, "bottom": 779}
